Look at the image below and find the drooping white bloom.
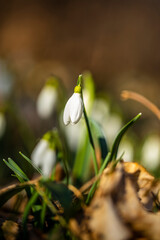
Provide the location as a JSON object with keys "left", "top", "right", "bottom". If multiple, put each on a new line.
{"left": 37, "top": 85, "right": 58, "bottom": 119}
{"left": 0, "top": 112, "right": 6, "bottom": 138}
{"left": 41, "top": 148, "right": 56, "bottom": 177}
{"left": 63, "top": 92, "right": 83, "bottom": 125}
{"left": 141, "top": 135, "right": 160, "bottom": 171}
{"left": 31, "top": 138, "right": 56, "bottom": 177}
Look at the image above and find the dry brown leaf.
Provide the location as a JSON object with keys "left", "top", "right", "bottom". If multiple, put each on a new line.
{"left": 70, "top": 161, "right": 160, "bottom": 240}
{"left": 123, "top": 162, "right": 155, "bottom": 209}
{"left": 86, "top": 196, "right": 131, "bottom": 240}
{"left": 1, "top": 220, "right": 19, "bottom": 240}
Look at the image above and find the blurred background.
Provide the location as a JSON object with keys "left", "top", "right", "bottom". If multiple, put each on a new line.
{"left": 0, "top": 0, "right": 159, "bottom": 185}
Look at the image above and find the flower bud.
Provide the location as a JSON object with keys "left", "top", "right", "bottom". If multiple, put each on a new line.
{"left": 63, "top": 92, "right": 83, "bottom": 126}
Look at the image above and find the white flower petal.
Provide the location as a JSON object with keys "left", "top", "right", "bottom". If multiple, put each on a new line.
{"left": 63, "top": 96, "right": 72, "bottom": 125}
{"left": 37, "top": 86, "right": 57, "bottom": 119}
{"left": 70, "top": 97, "right": 83, "bottom": 124}
{"left": 42, "top": 149, "right": 56, "bottom": 177}
{"left": 63, "top": 92, "right": 83, "bottom": 125}
{"left": 31, "top": 139, "right": 48, "bottom": 167}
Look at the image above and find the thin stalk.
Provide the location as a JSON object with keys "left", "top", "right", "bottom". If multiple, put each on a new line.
{"left": 78, "top": 74, "right": 98, "bottom": 175}
{"left": 83, "top": 105, "right": 98, "bottom": 175}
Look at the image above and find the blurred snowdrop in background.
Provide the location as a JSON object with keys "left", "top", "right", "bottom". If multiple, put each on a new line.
{"left": 91, "top": 98, "right": 122, "bottom": 147}
{"left": 37, "top": 77, "right": 58, "bottom": 119}
{"left": 141, "top": 134, "right": 160, "bottom": 171}
{"left": 31, "top": 131, "right": 56, "bottom": 177}
{"left": 117, "top": 138, "right": 134, "bottom": 162}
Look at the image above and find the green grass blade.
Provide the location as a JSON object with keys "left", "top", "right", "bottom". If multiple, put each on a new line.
{"left": 99, "top": 152, "right": 111, "bottom": 175}
{"left": 19, "top": 152, "right": 43, "bottom": 175}
{"left": 3, "top": 159, "right": 29, "bottom": 181}
{"left": 40, "top": 200, "right": 47, "bottom": 228}
{"left": 110, "top": 113, "right": 142, "bottom": 162}
{"left": 72, "top": 132, "right": 91, "bottom": 182}
{"left": 11, "top": 174, "right": 24, "bottom": 183}
{"left": 22, "top": 191, "right": 39, "bottom": 228}
{"left": 90, "top": 119, "right": 108, "bottom": 161}
{"left": 8, "top": 158, "right": 29, "bottom": 179}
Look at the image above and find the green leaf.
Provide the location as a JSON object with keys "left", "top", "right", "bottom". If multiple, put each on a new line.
{"left": 110, "top": 113, "right": 142, "bottom": 161}
{"left": 40, "top": 200, "right": 47, "bottom": 228}
{"left": 90, "top": 119, "right": 108, "bottom": 161}
{"left": 72, "top": 131, "right": 91, "bottom": 183}
{"left": 3, "top": 158, "right": 29, "bottom": 181}
{"left": 22, "top": 191, "right": 39, "bottom": 228}
{"left": 19, "top": 152, "right": 43, "bottom": 175}
{"left": 41, "top": 180, "right": 73, "bottom": 218}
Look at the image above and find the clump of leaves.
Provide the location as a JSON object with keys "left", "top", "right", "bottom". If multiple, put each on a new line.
{"left": 0, "top": 112, "right": 141, "bottom": 239}
{"left": 1, "top": 73, "right": 159, "bottom": 240}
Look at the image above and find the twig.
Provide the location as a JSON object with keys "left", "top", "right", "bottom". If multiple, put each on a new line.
{"left": 121, "top": 90, "right": 160, "bottom": 120}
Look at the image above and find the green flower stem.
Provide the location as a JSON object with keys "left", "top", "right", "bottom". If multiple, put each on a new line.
{"left": 79, "top": 73, "right": 98, "bottom": 176}
{"left": 83, "top": 105, "right": 98, "bottom": 175}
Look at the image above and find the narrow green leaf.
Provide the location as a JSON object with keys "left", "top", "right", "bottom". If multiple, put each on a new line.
{"left": 90, "top": 119, "right": 108, "bottom": 160}
{"left": 11, "top": 174, "right": 24, "bottom": 183}
{"left": 22, "top": 191, "right": 39, "bottom": 228}
{"left": 99, "top": 152, "right": 111, "bottom": 175}
{"left": 19, "top": 152, "right": 43, "bottom": 175}
{"left": 3, "top": 159, "right": 29, "bottom": 181}
{"left": 110, "top": 113, "right": 142, "bottom": 161}
{"left": 73, "top": 132, "right": 91, "bottom": 182}
{"left": 40, "top": 200, "right": 47, "bottom": 228}
{"left": 8, "top": 158, "right": 29, "bottom": 179}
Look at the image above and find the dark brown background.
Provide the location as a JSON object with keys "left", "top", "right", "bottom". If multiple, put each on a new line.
{"left": 0, "top": 0, "right": 159, "bottom": 154}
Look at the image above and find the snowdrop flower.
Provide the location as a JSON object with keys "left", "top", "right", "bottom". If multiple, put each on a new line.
{"left": 37, "top": 77, "right": 58, "bottom": 119}
{"left": 0, "top": 112, "right": 6, "bottom": 138}
{"left": 141, "top": 134, "right": 160, "bottom": 171}
{"left": 63, "top": 85, "right": 83, "bottom": 125}
{"left": 31, "top": 132, "right": 56, "bottom": 177}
